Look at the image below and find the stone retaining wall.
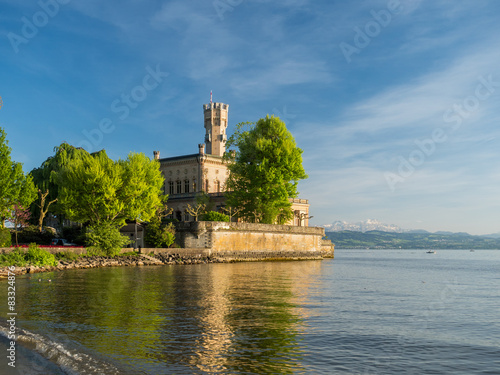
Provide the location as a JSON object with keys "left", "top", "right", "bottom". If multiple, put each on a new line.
{"left": 175, "top": 221, "right": 334, "bottom": 260}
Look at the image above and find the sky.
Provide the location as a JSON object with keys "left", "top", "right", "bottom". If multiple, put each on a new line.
{"left": 1, "top": 0, "right": 500, "bottom": 235}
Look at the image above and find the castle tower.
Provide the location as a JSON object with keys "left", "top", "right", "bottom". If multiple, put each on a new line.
{"left": 203, "top": 99, "right": 228, "bottom": 157}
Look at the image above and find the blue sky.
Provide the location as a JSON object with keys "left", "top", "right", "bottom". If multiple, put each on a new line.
{"left": 1, "top": 0, "right": 500, "bottom": 234}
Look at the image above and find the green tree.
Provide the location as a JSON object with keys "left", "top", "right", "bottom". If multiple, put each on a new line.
{"left": 186, "top": 202, "right": 206, "bottom": 221}
{"left": 144, "top": 217, "right": 175, "bottom": 248}
{"left": 57, "top": 150, "right": 165, "bottom": 255}
{"left": 225, "top": 116, "right": 307, "bottom": 224}
{"left": 118, "top": 152, "right": 167, "bottom": 223}
{"left": 0, "top": 227, "right": 11, "bottom": 247}
{"left": 186, "top": 191, "right": 213, "bottom": 221}
{"left": 222, "top": 205, "right": 242, "bottom": 222}
{"left": 58, "top": 151, "right": 164, "bottom": 226}
{"left": 0, "top": 127, "right": 37, "bottom": 227}
{"left": 29, "top": 143, "right": 89, "bottom": 228}
{"left": 85, "top": 222, "right": 130, "bottom": 256}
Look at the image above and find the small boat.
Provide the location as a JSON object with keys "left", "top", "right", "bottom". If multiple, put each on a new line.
{"left": 426, "top": 250, "right": 436, "bottom": 254}
{"left": 470, "top": 249, "right": 475, "bottom": 252}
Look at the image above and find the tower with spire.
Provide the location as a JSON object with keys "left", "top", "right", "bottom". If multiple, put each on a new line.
{"left": 203, "top": 94, "right": 228, "bottom": 157}
{"left": 152, "top": 96, "right": 309, "bottom": 226}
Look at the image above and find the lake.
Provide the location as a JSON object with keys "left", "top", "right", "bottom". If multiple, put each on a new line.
{"left": 1, "top": 249, "right": 499, "bottom": 374}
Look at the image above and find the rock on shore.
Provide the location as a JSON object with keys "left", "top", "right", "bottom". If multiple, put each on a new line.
{"left": 0, "top": 254, "right": 224, "bottom": 278}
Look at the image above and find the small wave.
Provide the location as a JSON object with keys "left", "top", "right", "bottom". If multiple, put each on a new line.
{"left": 0, "top": 323, "right": 122, "bottom": 375}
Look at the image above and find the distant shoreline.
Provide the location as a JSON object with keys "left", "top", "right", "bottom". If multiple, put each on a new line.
{"left": 326, "top": 230, "right": 500, "bottom": 250}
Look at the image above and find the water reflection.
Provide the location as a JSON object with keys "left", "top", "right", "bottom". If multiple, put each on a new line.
{"left": 1, "top": 261, "right": 325, "bottom": 374}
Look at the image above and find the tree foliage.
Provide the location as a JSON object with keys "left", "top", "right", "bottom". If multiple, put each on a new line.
{"left": 0, "top": 227, "right": 11, "bottom": 247}
{"left": 224, "top": 116, "right": 307, "bottom": 224}
{"left": 29, "top": 143, "right": 89, "bottom": 222}
{"left": 57, "top": 150, "right": 165, "bottom": 227}
{"left": 144, "top": 217, "right": 175, "bottom": 248}
{"left": 0, "top": 127, "right": 37, "bottom": 227}
{"left": 85, "top": 221, "right": 131, "bottom": 257}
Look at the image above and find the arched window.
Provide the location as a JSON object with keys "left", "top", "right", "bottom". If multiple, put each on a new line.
{"left": 184, "top": 179, "right": 190, "bottom": 193}
{"left": 205, "top": 179, "right": 209, "bottom": 192}
{"left": 169, "top": 181, "right": 174, "bottom": 195}
{"left": 192, "top": 179, "right": 197, "bottom": 192}
{"left": 216, "top": 180, "right": 220, "bottom": 193}
{"left": 176, "top": 180, "right": 182, "bottom": 194}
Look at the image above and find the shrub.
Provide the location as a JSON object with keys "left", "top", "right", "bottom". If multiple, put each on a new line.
{"left": 0, "top": 248, "right": 27, "bottom": 267}
{"left": 200, "top": 211, "right": 230, "bottom": 222}
{"left": 86, "top": 247, "right": 105, "bottom": 257}
{"left": 0, "top": 244, "right": 59, "bottom": 267}
{"left": 25, "top": 243, "right": 57, "bottom": 267}
{"left": 0, "top": 227, "right": 12, "bottom": 247}
{"left": 16, "top": 225, "right": 53, "bottom": 245}
{"left": 85, "top": 222, "right": 131, "bottom": 257}
{"left": 144, "top": 218, "right": 175, "bottom": 248}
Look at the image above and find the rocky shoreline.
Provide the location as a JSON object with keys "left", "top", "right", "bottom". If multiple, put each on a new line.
{"left": 0, "top": 253, "right": 225, "bottom": 278}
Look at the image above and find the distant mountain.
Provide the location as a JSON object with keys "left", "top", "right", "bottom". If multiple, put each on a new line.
{"left": 406, "top": 229, "right": 430, "bottom": 234}
{"left": 435, "top": 231, "right": 470, "bottom": 236}
{"left": 322, "top": 219, "right": 404, "bottom": 233}
{"left": 322, "top": 220, "right": 500, "bottom": 242}
{"left": 325, "top": 230, "right": 500, "bottom": 249}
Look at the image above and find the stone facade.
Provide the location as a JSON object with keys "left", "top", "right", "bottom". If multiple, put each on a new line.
{"left": 155, "top": 101, "right": 310, "bottom": 226}
{"left": 174, "top": 221, "right": 334, "bottom": 259}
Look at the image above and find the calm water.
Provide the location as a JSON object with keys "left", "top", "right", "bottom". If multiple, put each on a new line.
{"left": 1, "top": 250, "right": 499, "bottom": 374}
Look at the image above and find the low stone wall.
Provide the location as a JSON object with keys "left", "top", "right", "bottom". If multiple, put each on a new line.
{"left": 175, "top": 221, "right": 333, "bottom": 260}
{"left": 321, "top": 239, "right": 335, "bottom": 258}
{"left": 210, "top": 250, "right": 323, "bottom": 262}
{"left": 139, "top": 247, "right": 210, "bottom": 257}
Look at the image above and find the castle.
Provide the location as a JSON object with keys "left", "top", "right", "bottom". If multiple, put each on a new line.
{"left": 154, "top": 100, "right": 310, "bottom": 226}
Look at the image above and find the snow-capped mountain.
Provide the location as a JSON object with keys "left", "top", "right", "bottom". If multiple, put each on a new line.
{"left": 322, "top": 219, "right": 404, "bottom": 233}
